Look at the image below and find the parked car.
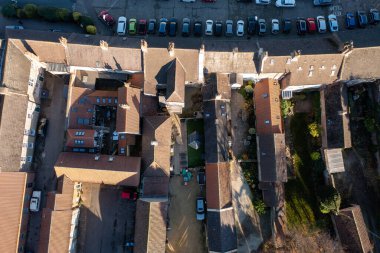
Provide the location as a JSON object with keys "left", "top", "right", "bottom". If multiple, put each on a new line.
{"left": 138, "top": 19, "right": 147, "bottom": 35}
{"left": 196, "top": 197, "right": 205, "bottom": 220}
{"left": 306, "top": 17, "right": 317, "bottom": 33}
{"left": 182, "top": 0, "right": 195, "bottom": 2}
{"left": 271, "top": 19, "right": 280, "bottom": 34}
{"left": 98, "top": 10, "right": 115, "bottom": 26}
{"left": 247, "top": 16, "right": 256, "bottom": 35}
{"left": 283, "top": 18, "right": 292, "bottom": 33}
{"left": 369, "top": 9, "right": 380, "bottom": 24}
{"left": 121, "top": 189, "right": 137, "bottom": 200}
{"left": 38, "top": 118, "right": 49, "bottom": 137}
{"left": 117, "top": 16, "right": 127, "bottom": 35}
{"left": 275, "top": 0, "right": 295, "bottom": 8}
{"left": 194, "top": 20, "right": 202, "bottom": 36}
{"left": 168, "top": 18, "right": 178, "bottom": 36}
{"left": 159, "top": 18, "right": 168, "bottom": 36}
{"left": 182, "top": 18, "right": 191, "bottom": 36}
{"left": 346, "top": 12, "right": 356, "bottom": 29}
{"left": 225, "top": 20, "right": 233, "bottom": 36}
{"left": 205, "top": 20, "right": 213, "bottom": 35}
{"left": 197, "top": 169, "right": 206, "bottom": 185}
{"left": 256, "top": 0, "right": 270, "bottom": 4}
{"left": 313, "top": 0, "right": 332, "bottom": 6}
{"left": 316, "top": 16, "right": 327, "bottom": 33}
{"left": 128, "top": 18, "right": 137, "bottom": 34}
{"left": 30, "top": 191, "right": 41, "bottom": 212}
{"left": 357, "top": 11, "right": 368, "bottom": 28}
{"left": 328, "top": 14, "right": 339, "bottom": 32}
{"left": 5, "top": 25, "right": 24, "bottom": 30}
{"left": 147, "top": 19, "right": 157, "bottom": 34}
{"left": 296, "top": 18, "right": 307, "bottom": 35}
{"left": 202, "top": 0, "right": 216, "bottom": 2}
{"left": 236, "top": 20, "right": 244, "bottom": 36}
{"left": 214, "top": 21, "right": 223, "bottom": 36}
{"left": 258, "top": 19, "right": 266, "bottom": 35}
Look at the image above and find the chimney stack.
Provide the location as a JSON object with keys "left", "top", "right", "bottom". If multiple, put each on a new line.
{"left": 141, "top": 39, "right": 148, "bottom": 53}
{"left": 168, "top": 42, "right": 175, "bottom": 57}
{"left": 100, "top": 40, "right": 109, "bottom": 51}
{"left": 59, "top": 37, "right": 67, "bottom": 48}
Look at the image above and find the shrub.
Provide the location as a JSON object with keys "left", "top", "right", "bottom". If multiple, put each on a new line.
{"left": 245, "top": 84, "right": 254, "bottom": 94}
{"left": 79, "top": 15, "right": 94, "bottom": 28}
{"left": 248, "top": 128, "right": 256, "bottom": 135}
{"left": 308, "top": 122, "right": 320, "bottom": 138}
{"left": 23, "top": 4, "right": 38, "bottom": 18}
{"left": 281, "top": 99, "right": 294, "bottom": 118}
{"left": 310, "top": 151, "right": 321, "bottom": 161}
{"left": 253, "top": 197, "right": 266, "bottom": 215}
{"left": 16, "top": 9, "right": 27, "bottom": 19}
{"left": 72, "top": 11, "right": 82, "bottom": 22}
{"left": 86, "top": 25, "right": 97, "bottom": 35}
{"left": 318, "top": 185, "right": 341, "bottom": 215}
{"left": 2, "top": 3, "right": 17, "bottom": 17}
{"left": 55, "top": 8, "right": 70, "bottom": 21}
{"left": 37, "top": 6, "right": 60, "bottom": 22}
{"left": 292, "top": 153, "right": 303, "bottom": 171}
{"left": 364, "top": 117, "right": 377, "bottom": 132}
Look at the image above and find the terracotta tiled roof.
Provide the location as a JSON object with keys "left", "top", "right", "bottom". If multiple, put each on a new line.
{"left": 0, "top": 93, "right": 29, "bottom": 172}
{"left": 134, "top": 200, "right": 168, "bottom": 253}
{"left": 166, "top": 58, "right": 186, "bottom": 103}
{"left": 206, "top": 162, "right": 233, "bottom": 210}
{"left": 143, "top": 48, "right": 199, "bottom": 96}
{"left": 116, "top": 85, "right": 141, "bottom": 134}
{"left": 54, "top": 152, "right": 141, "bottom": 187}
{"left": 65, "top": 129, "right": 96, "bottom": 148}
{"left": 334, "top": 205, "right": 373, "bottom": 253}
{"left": 207, "top": 209, "right": 237, "bottom": 253}
{"left": 0, "top": 172, "right": 32, "bottom": 253}
{"left": 254, "top": 78, "right": 283, "bottom": 135}
{"left": 141, "top": 116, "right": 172, "bottom": 177}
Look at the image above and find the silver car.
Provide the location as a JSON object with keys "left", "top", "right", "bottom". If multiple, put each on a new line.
{"left": 225, "top": 20, "right": 233, "bottom": 36}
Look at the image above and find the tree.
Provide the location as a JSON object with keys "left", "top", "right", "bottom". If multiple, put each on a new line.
{"left": 16, "top": 9, "right": 27, "bottom": 19}
{"left": 55, "top": 8, "right": 71, "bottom": 21}
{"left": 72, "top": 11, "right": 82, "bottom": 22}
{"left": 281, "top": 99, "right": 294, "bottom": 118}
{"left": 23, "top": 4, "right": 38, "bottom": 18}
{"left": 85, "top": 25, "right": 97, "bottom": 35}
{"left": 79, "top": 16, "right": 94, "bottom": 28}
{"left": 318, "top": 185, "right": 341, "bottom": 215}
{"left": 310, "top": 151, "right": 321, "bottom": 161}
{"left": 244, "top": 84, "right": 254, "bottom": 94}
{"left": 253, "top": 197, "right": 266, "bottom": 215}
{"left": 2, "top": 3, "right": 17, "bottom": 18}
{"left": 308, "top": 122, "right": 320, "bottom": 138}
{"left": 37, "top": 6, "right": 60, "bottom": 22}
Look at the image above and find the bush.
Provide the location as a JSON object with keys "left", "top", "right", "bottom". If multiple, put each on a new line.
{"left": 308, "top": 122, "right": 320, "bottom": 138}
{"left": 72, "top": 11, "right": 82, "bottom": 22}
{"left": 23, "top": 4, "right": 38, "bottom": 18}
{"left": 310, "top": 151, "right": 321, "bottom": 161}
{"left": 292, "top": 153, "right": 303, "bottom": 172}
{"left": 281, "top": 99, "right": 294, "bottom": 118}
{"left": 37, "top": 6, "right": 60, "bottom": 22}
{"left": 318, "top": 185, "right": 341, "bottom": 215}
{"left": 253, "top": 197, "right": 266, "bottom": 215}
{"left": 79, "top": 15, "right": 94, "bottom": 28}
{"left": 245, "top": 84, "right": 254, "bottom": 94}
{"left": 86, "top": 25, "right": 97, "bottom": 34}
{"left": 2, "top": 3, "right": 17, "bottom": 17}
{"left": 248, "top": 128, "right": 256, "bottom": 135}
{"left": 55, "top": 8, "right": 71, "bottom": 21}
{"left": 16, "top": 9, "right": 27, "bottom": 19}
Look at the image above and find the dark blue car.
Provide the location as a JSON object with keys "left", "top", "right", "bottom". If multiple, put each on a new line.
{"left": 346, "top": 12, "right": 356, "bottom": 29}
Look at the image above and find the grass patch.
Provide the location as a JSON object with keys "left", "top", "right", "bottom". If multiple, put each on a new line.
{"left": 186, "top": 119, "right": 205, "bottom": 167}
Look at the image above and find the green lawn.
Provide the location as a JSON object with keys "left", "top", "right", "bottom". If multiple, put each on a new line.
{"left": 186, "top": 119, "right": 205, "bottom": 167}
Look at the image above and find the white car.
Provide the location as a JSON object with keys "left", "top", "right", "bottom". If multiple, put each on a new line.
{"left": 275, "top": 0, "right": 295, "bottom": 7}
{"left": 256, "top": 0, "right": 270, "bottom": 4}
{"left": 328, "top": 14, "right": 338, "bottom": 32}
{"left": 236, "top": 20, "right": 244, "bottom": 36}
{"left": 117, "top": 16, "right": 127, "bottom": 36}
{"left": 317, "top": 16, "right": 327, "bottom": 33}
{"left": 205, "top": 20, "right": 213, "bottom": 35}
{"left": 271, "top": 19, "right": 280, "bottom": 34}
{"left": 30, "top": 191, "right": 41, "bottom": 212}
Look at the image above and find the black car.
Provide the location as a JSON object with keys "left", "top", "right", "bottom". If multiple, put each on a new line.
{"left": 296, "top": 18, "right": 307, "bottom": 35}
{"left": 168, "top": 18, "right": 178, "bottom": 36}
{"left": 247, "top": 16, "right": 256, "bottom": 35}
{"left": 197, "top": 169, "right": 206, "bottom": 185}
{"left": 369, "top": 9, "right": 380, "bottom": 24}
{"left": 282, "top": 18, "right": 292, "bottom": 33}
{"left": 194, "top": 21, "right": 202, "bottom": 37}
{"left": 214, "top": 21, "right": 223, "bottom": 36}
{"left": 147, "top": 19, "right": 156, "bottom": 34}
{"left": 357, "top": 11, "right": 368, "bottom": 28}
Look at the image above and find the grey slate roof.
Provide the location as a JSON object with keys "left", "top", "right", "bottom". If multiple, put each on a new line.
{"left": 207, "top": 209, "right": 237, "bottom": 253}
{"left": 203, "top": 100, "right": 230, "bottom": 164}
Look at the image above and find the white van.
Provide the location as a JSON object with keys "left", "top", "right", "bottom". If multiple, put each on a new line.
{"left": 30, "top": 191, "right": 41, "bottom": 212}
{"left": 117, "top": 16, "right": 127, "bottom": 36}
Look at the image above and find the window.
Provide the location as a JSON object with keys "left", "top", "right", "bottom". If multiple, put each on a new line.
{"left": 265, "top": 120, "right": 270, "bottom": 124}
{"left": 262, "top": 93, "right": 268, "bottom": 98}
{"left": 102, "top": 98, "right": 106, "bottom": 103}
{"left": 28, "top": 143, "right": 34, "bottom": 149}
{"left": 114, "top": 98, "right": 118, "bottom": 104}
{"left": 30, "top": 129, "right": 35, "bottom": 136}
{"left": 27, "top": 156, "right": 33, "bottom": 162}
{"left": 74, "top": 140, "right": 84, "bottom": 145}
{"left": 28, "top": 80, "right": 34, "bottom": 86}
{"left": 38, "top": 75, "right": 44, "bottom": 82}
{"left": 108, "top": 98, "right": 112, "bottom": 103}
{"left": 26, "top": 182, "right": 33, "bottom": 188}
{"left": 75, "top": 131, "right": 85, "bottom": 136}
{"left": 87, "top": 108, "right": 92, "bottom": 113}
{"left": 120, "top": 147, "right": 125, "bottom": 154}
{"left": 96, "top": 97, "right": 100, "bottom": 103}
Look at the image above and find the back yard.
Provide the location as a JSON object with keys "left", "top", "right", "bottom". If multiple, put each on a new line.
{"left": 186, "top": 119, "right": 205, "bottom": 168}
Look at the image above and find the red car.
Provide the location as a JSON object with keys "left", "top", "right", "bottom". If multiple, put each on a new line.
{"left": 98, "top": 10, "right": 115, "bottom": 26}
{"left": 306, "top": 18, "right": 316, "bottom": 33}
{"left": 121, "top": 189, "right": 137, "bottom": 200}
{"left": 138, "top": 19, "right": 147, "bottom": 35}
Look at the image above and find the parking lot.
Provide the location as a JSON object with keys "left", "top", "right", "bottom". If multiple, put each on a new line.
{"left": 75, "top": 0, "right": 380, "bottom": 37}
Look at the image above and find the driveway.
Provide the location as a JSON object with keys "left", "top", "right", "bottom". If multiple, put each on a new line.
{"left": 166, "top": 175, "right": 207, "bottom": 253}
{"left": 25, "top": 73, "right": 68, "bottom": 252}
